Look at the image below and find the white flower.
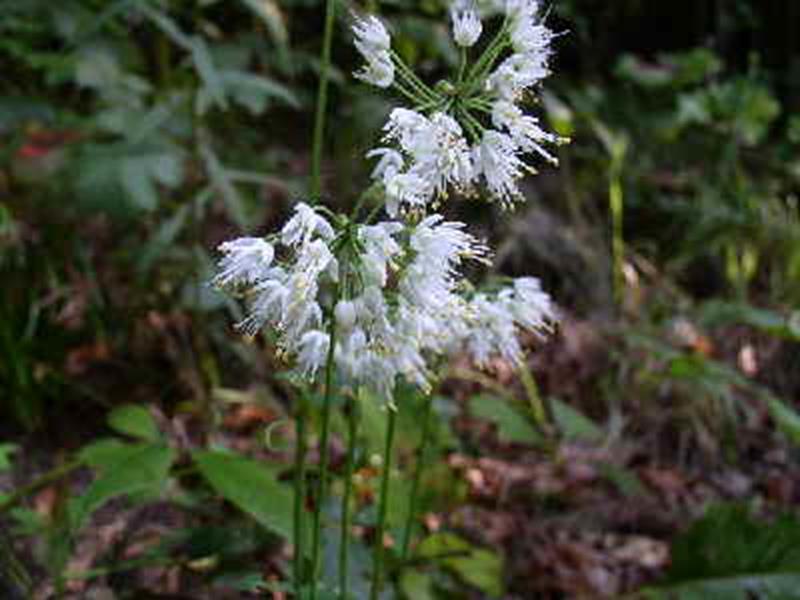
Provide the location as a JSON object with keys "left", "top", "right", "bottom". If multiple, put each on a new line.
{"left": 407, "top": 112, "right": 475, "bottom": 197}
{"left": 509, "top": 276, "right": 557, "bottom": 331}
{"left": 356, "top": 55, "right": 395, "bottom": 88}
{"left": 353, "top": 15, "right": 395, "bottom": 88}
{"left": 213, "top": 237, "right": 275, "bottom": 288}
{"left": 367, "top": 148, "right": 404, "bottom": 182}
{"left": 358, "top": 221, "right": 403, "bottom": 286}
{"left": 492, "top": 100, "right": 558, "bottom": 164}
{"left": 451, "top": 1, "right": 483, "bottom": 47}
{"left": 353, "top": 15, "right": 391, "bottom": 56}
{"left": 296, "top": 330, "right": 330, "bottom": 377}
{"left": 475, "top": 130, "right": 525, "bottom": 207}
{"left": 379, "top": 111, "right": 475, "bottom": 212}
{"left": 384, "top": 171, "right": 431, "bottom": 216}
{"left": 281, "top": 202, "right": 335, "bottom": 247}
{"left": 383, "top": 108, "right": 429, "bottom": 148}
{"left": 235, "top": 277, "right": 289, "bottom": 336}
{"left": 334, "top": 299, "right": 357, "bottom": 332}
{"left": 487, "top": 52, "right": 549, "bottom": 100}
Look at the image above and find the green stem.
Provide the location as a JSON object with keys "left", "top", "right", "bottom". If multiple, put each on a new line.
{"left": 391, "top": 50, "right": 439, "bottom": 102}
{"left": 310, "top": 0, "right": 338, "bottom": 199}
{"left": 370, "top": 406, "right": 397, "bottom": 600}
{"left": 338, "top": 396, "right": 359, "bottom": 599}
{"left": 457, "top": 47, "right": 468, "bottom": 84}
{"left": 609, "top": 164, "right": 624, "bottom": 308}
{"left": 293, "top": 401, "right": 309, "bottom": 597}
{"left": 401, "top": 393, "right": 433, "bottom": 560}
{"left": 309, "top": 301, "right": 340, "bottom": 600}
{"left": 464, "top": 18, "right": 509, "bottom": 90}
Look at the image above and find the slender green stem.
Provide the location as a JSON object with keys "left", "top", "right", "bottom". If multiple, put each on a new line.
{"left": 293, "top": 401, "right": 309, "bottom": 597}
{"left": 393, "top": 79, "right": 430, "bottom": 106}
{"left": 370, "top": 406, "right": 397, "bottom": 600}
{"left": 401, "top": 393, "right": 433, "bottom": 560}
{"left": 309, "top": 301, "right": 340, "bottom": 600}
{"left": 457, "top": 47, "right": 468, "bottom": 84}
{"left": 609, "top": 162, "right": 625, "bottom": 308}
{"left": 464, "top": 19, "right": 510, "bottom": 93}
{"left": 391, "top": 50, "right": 439, "bottom": 102}
{"left": 310, "top": 0, "right": 338, "bottom": 199}
{"left": 338, "top": 396, "right": 359, "bottom": 599}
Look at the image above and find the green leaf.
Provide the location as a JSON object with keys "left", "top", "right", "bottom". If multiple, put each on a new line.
{"left": 647, "top": 503, "right": 800, "bottom": 599}
{"left": 468, "top": 395, "right": 541, "bottom": 445}
{"left": 72, "top": 444, "right": 175, "bottom": 531}
{"left": 107, "top": 404, "right": 161, "bottom": 441}
{"left": 551, "top": 398, "right": 603, "bottom": 442}
{"left": 767, "top": 398, "right": 800, "bottom": 447}
{"left": 193, "top": 450, "right": 293, "bottom": 539}
{"left": 418, "top": 533, "right": 504, "bottom": 597}
{"left": 399, "top": 570, "right": 436, "bottom": 600}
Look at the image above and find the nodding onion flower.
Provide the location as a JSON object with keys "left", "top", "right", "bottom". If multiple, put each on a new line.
{"left": 213, "top": 203, "right": 557, "bottom": 398}
{"left": 353, "top": 0, "right": 568, "bottom": 215}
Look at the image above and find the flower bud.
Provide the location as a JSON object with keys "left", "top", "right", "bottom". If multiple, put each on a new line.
{"left": 334, "top": 299, "right": 357, "bottom": 332}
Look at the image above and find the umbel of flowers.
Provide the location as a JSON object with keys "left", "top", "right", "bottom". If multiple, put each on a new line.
{"left": 211, "top": 0, "right": 562, "bottom": 597}
{"left": 214, "top": 202, "right": 556, "bottom": 399}
{"left": 355, "top": 0, "right": 567, "bottom": 213}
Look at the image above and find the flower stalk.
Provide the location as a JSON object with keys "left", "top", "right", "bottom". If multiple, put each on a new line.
{"left": 309, "top": 297, "right": 340, "bottom": 600}
{"left": 338, "top": 396, "right": 359, "bottom": 598}
{"left": 370, "top": 405, "right": 397, "bottom": 600}
{"left": 292, "top": 400, "right": 308, "bottom": 596}
{"left": 401, "top": 392, "right": 433, "bottom": 560}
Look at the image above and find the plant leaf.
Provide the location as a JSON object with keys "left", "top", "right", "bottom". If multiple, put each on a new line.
{"left": 551, "top": 398, "right": 603, "bottom": 442}
{"left": 469, "top": 395, "right": 541, "bottom": 445}
{"left": 193, "top": 450, "right": 293, "bottom": 539}
{"left": 418, "top": 532, "right": 504, "bottom": 597}
{"left": 107, "top": 404, "right": 161, "bottom": 441}
{"left": 72, "top": 443, "right": 175, "bottom": 531}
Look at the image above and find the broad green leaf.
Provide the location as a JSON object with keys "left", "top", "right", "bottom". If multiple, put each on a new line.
{"left": 469, "top": 395, "right": 541, "bottom": 445}
{"left": 107, "top": 404, "right": 161, "bottom": 441}
{"left": 418, "top": 533, "right": 504, "bottom": 597}
{"left": 72, "top": 443, "right": 175, "bottom": 531}
{"left": 551, "top": 398, "right": 603, "bottom": 442}
{"left": 194, "top": 450, "right": 293, "bottom": 539}
{"left": 399, "top": 570, "right": 436, "bottom": 600}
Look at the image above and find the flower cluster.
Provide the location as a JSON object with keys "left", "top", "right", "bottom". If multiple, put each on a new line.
{"left": 214, "top": 204, "right": 556, "bottom": 398}
{"left": 352, "top": 0, "right": 565, "bottom": 214}
{"left": 213, "top": 0, "right": 564, "bottom": 401}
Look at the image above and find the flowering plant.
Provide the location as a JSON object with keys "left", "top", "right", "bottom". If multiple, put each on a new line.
{"left": 211, "top": 1, "right": 564, "bottom": 597}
